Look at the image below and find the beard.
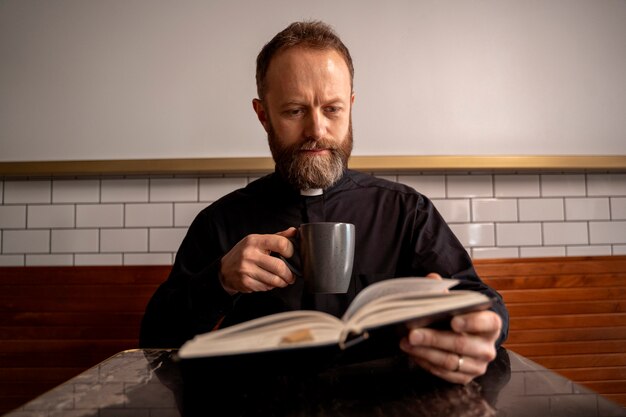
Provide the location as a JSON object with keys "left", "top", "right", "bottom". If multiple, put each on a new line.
{"left": 267, "top": 120, "right": 353, "bottom": 190}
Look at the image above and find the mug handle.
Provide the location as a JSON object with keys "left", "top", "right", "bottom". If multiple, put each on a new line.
{"left": 271, "top": 236, "right": 301, "bottom": 276}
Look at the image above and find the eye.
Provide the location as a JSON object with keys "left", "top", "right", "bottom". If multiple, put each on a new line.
{"left": 325, "top": 106, "right": 342, "bottom": 114}
{"left": 283, "top": 108, "right": 305, "bottom": 118}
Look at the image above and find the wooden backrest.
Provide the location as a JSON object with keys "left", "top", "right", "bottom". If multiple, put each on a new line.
{"left": 0, "top": 265, "right": 170, "bottom": 413}
{"left": 1, "top": 255, "right": 625, "bottom": 412}
{"left": 476, "top": 255, "right": 626, "bottom": 406}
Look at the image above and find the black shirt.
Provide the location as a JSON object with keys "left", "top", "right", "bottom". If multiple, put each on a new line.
{"left": 139, "top": 170, "right": 509, "bottom": 348}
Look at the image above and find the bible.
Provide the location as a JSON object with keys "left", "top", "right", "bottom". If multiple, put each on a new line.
{"left": 177, "top": 278, "right": 492, "bottom": 368}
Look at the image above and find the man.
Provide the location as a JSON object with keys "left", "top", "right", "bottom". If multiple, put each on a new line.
{"left": 140, "top": 21, "right": 508, "bottom": 385}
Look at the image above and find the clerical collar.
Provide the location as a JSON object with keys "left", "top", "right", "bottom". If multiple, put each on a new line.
{"left": 300, "top": 188, "right": 323, "bottom": 196}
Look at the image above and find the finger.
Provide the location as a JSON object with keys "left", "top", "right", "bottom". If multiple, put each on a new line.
{"left": 237, "top": 278, "right": 273, "bottom": 293}
{"left": 400, "top": 340, "right": 487, "bottom": 376}
{"left": 239, "top": 272, "right": 282, "bottom": 292}
{"left": 239, "top": 249, "right": 294, "bottom": 287}
{"left": 233, "top": 258, "right": 290, "bottom": 291}
{"left": 276, "top": 227, "right": 297, "bottom": 238}
{"left": 255, "top": 252, "right": 296, "bottom": 285}
{"left": 425, "top": 272, "right": 442, "bottom": 280}
{"left": 407, "top": 328, "right": 496, "bottom": 361}
{"left": 451, "top": 311, "right": 502, "bottom": 340}
{"left": 400, "top": 339, "right": 487, "bottom": 384}
{"left": 253, "top": 234, "right": 295, "bottom": 259}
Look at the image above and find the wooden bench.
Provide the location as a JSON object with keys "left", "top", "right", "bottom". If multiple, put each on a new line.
{"left": 0, "top": 265, "right": 170, "bottom": 414}
{"left": 476, "top": 256, "right": 626, "bottom": 406}
{"left": 1, "top": 255, "right": 625, "bottom": 413}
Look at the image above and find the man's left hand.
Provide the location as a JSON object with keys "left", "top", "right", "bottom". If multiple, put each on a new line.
{"left": 399, "top": 309, "right": 502, "bottom": 384}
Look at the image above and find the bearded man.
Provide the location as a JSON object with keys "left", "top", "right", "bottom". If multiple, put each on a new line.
{"left": 140, "top": 21, "right": 508, "bottom": 384}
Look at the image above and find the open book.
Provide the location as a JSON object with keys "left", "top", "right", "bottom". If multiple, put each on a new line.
{"left": 177, "top": 278, "right": 492, "bottom": 365}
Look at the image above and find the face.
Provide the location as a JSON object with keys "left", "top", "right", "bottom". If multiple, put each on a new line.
{"left": 253, "top": 47, "right": 355, "bottom": 190}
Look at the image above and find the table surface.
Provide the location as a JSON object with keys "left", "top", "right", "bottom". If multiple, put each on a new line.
{"left": 4, "top": 348, "right": 625, "bottom": 417}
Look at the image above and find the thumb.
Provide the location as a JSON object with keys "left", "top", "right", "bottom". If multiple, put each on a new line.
{"left": 425, "top": 273, "right": 447, "bottom": 292}
{"left": 425, "top": 272, "right": 442, "bottom": 280}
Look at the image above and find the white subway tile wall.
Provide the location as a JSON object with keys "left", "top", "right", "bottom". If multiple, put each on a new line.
{"left": 53, "top": 180, "right": 100, "bottom": 203}
{"left": 5, "top": 181, "right": 51, "bottom": 204}
{"left": 518, "top": 199, "right": 564, "bottom": 221}
{"left": 472, "top": 247, "right": 519, "bottom": 259}
{"left": 587, "top": 174, "right": 626, "bottom": 196}
{"left": 543, "top": 222, "right": 589, "bottom": 245}
{"left": 199, "top": 177, "right": 248, "bottom": 201}
{"left": 74, "top": 253, "right": 123, "bottom": 266}
{"left": 27, "top": 205, "right": 74, "bottom": 228}
{"left": 174, "top": 202, "right": 208, "bottom": 227}
{"left": 432, "top": 199, "right": 470, "bottom": 223}
{"left": 3, "top": 230, "right": 50, "bottom": 254}
{"left": 51, "top": 229, "right": 99, "bottom": 253}
{"left": 496, "top": 223, "right": 542, "bottom": 246}
{"left": 494, "top": 175, "right": 540, "bottom": 198}
{"left": 76, "top": 204, "right": 124, "bottom": 228}
{"left": 26, "top": 254, "right": 74, "bottom": 266}
{"left": 614, "top": 245, "right": 626, "bottom": 255}
{"left": 447, "top": 175, "right": 493, "bottom": 198}
{"left": 472, "top": 199, "right": 518, "bottom": 222}
{"left": 541, "top": 174, "right": 586, "bottom": 197}
{"left": 101, "top": 179, "right": 149, "bottom": 203}
{"left": 1, "top": 173, "right": 625, "bottom": 266}
{"left": 612, "top": 198, "right": 626, "bottom": 220}
{"left": 125, "top": 203, "right": 173, "bottom": 227}
{"left": 398, "top": 175, "right": 446, "bottom": 198}
{"left": 123, "top": 253, "right": 173, "bottom": 265}
{"left": 589, "top": 221, "right": 626, "bottom": 244}
{"left": 520, "top": 246, "right": 566, "bottom": 258}
{"left": 149, "top": 228, "right": 187, "bottom": 252}
{"left": 565, "top": 198, "right": 610, "bottom": 221}
{"left": 150, "top": 178, "right": 198, "bottom": 202}
{"left": 100, "top": 229, "right": 148, "bottom": 253}
{"left": 449, "top": 223, "right": 495, "bottom": 247}
{"left": 0, "top": 205, "right": 26, "bottom": 228}
{"left": 566, "top": 245, "right": 613, "bottom": 257}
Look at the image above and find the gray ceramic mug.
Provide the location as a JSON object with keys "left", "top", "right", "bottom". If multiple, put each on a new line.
{"left": 284, "top": 222, "right": 355, "bottom": 294}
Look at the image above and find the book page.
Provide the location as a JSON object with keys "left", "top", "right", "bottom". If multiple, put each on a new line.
{"left": 346, "top": 291, "right": 489, "bottom": 332}
{"left": 341, "top": 278, "right": 458, "bottom": 321}
{"left": 178, "top": 310, "right": 344, "bottom": 359}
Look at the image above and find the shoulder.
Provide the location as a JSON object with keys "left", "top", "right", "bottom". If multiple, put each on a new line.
{"left": 339, "top": 170, "right": 437, "bottom": 215}
{"left": 192, "top": 174, "right": 273, "bottom": 218}
{"left": 205, "top": 174, "right": 274, "bottom": 205}
{"left": 344, "top": 170, "right": 423, "bottom": 197}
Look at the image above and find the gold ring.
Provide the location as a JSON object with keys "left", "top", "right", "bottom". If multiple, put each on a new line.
{"left": 455, "top": 355, "right": 464, "bottom": 372}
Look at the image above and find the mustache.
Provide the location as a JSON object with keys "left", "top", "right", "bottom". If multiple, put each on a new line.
{"left": 297, "top": 139, "right": 338, "bottom": 151}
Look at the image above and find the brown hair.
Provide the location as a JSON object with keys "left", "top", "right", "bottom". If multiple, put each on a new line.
{"left": 255, "top": 21, "right": 354, "bottom": 100}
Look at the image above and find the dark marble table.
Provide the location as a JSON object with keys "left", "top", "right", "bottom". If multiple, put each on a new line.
{"left": 4, "top": 348, "right": 625, "bottom": 417}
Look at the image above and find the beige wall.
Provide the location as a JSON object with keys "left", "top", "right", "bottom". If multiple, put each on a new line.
{"left": 1, "top": 0, "right": 625, "bottom": 161}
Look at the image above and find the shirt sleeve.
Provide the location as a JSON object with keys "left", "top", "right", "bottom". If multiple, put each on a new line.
{"left": 139, "top": 209, "right": 234, "bottom": 348}
{"left": 409, "top": 194, "right": 510, "bottom": 347}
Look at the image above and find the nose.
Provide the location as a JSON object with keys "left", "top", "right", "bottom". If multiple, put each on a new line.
{"left": 303, "top": 109, "right": 326, "bottom": 141}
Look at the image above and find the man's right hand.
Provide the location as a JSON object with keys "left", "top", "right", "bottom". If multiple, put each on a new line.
{"left": 219, "top": 227, "right": 298, "bottom": 295}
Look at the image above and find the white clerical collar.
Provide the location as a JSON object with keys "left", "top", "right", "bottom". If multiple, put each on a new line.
{"left": 300, "top": 188, "right": 323, "bottom": 196}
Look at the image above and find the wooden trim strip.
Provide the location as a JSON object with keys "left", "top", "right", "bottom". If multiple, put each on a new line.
{"left": 1, "top": 155, "right": 625, "bottom": 178}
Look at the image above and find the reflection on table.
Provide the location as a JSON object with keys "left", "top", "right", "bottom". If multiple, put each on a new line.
{"left": 3, "top": 348, "right": 625, "bottom": 417}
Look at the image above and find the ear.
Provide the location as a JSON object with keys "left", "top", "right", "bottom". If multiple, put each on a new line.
{"left": 252, "top": 98, "right": 270, "bottom": 133}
